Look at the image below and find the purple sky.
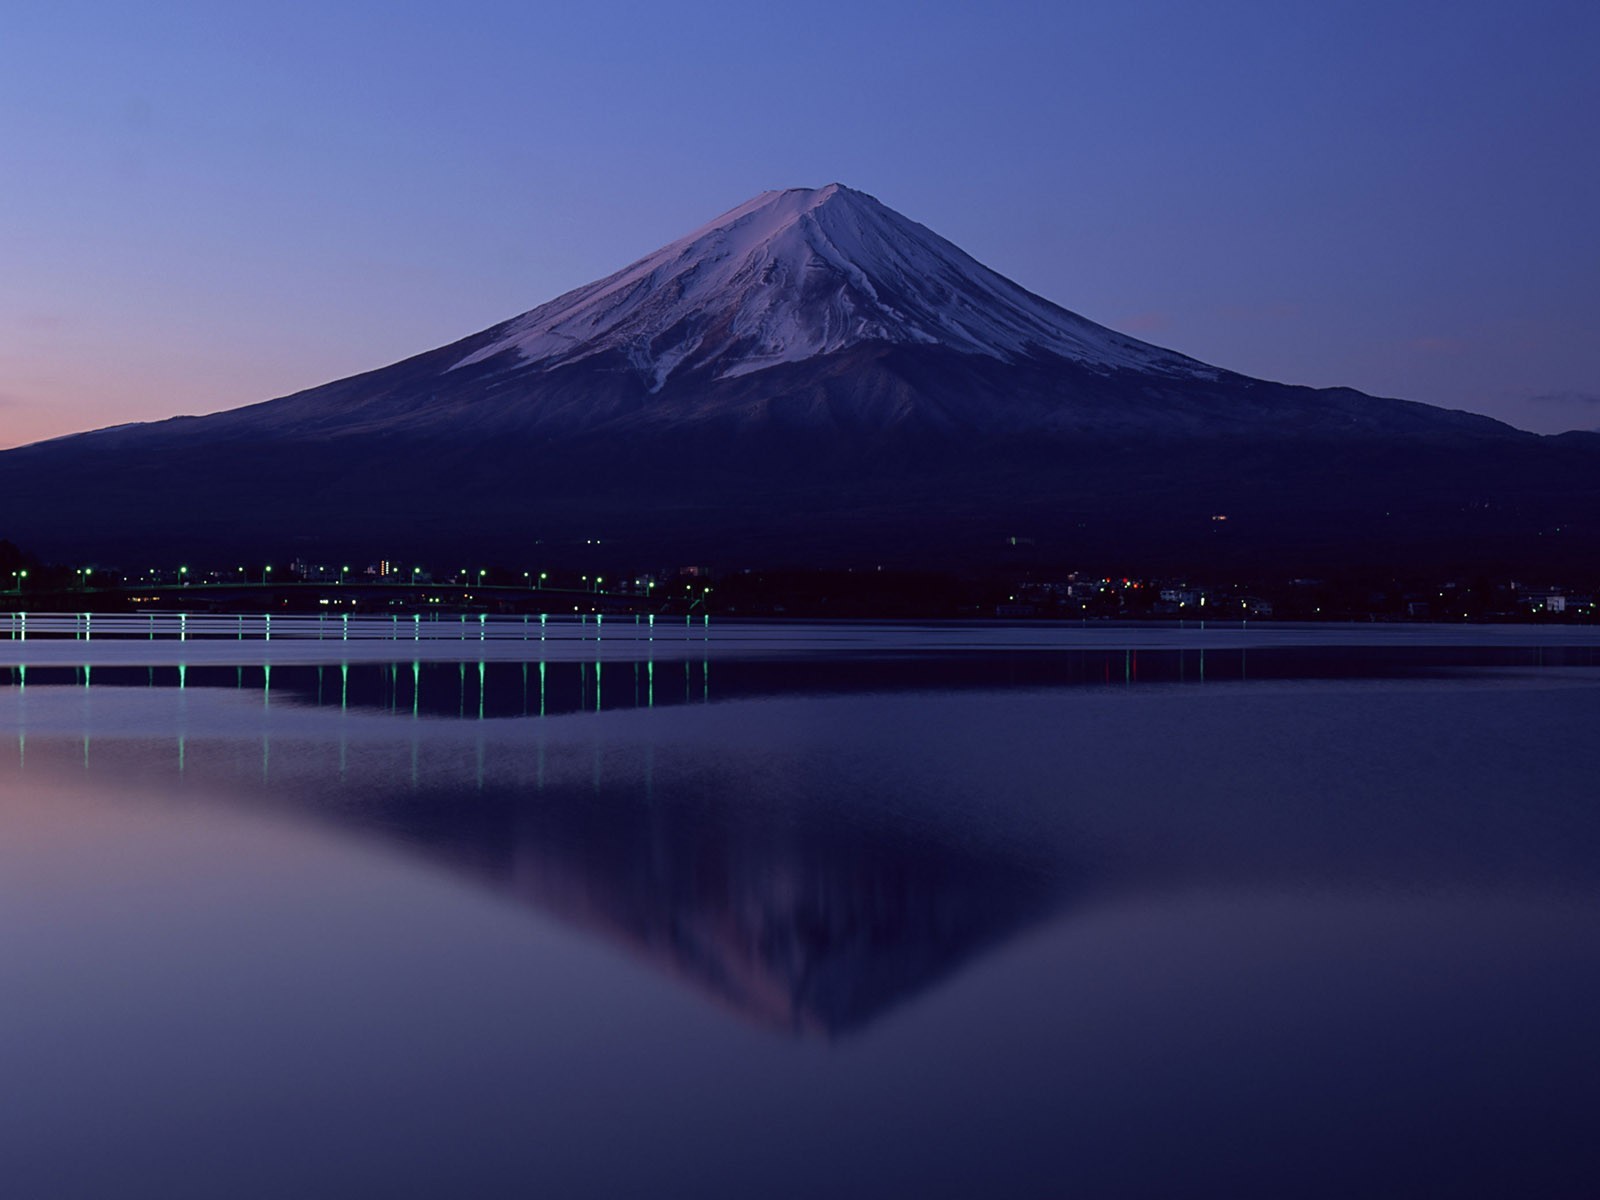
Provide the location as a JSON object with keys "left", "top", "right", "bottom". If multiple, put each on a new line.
{"left": 3, "top": 0, "right": 1597, "bottom": 449}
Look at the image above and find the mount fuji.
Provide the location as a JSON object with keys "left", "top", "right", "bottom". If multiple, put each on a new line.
{"left": 2, "top": 184, "right": 1597, "bottom": 573}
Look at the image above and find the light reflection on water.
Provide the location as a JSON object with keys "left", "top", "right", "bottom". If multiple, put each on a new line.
{"left": 2, "top": 633, "right": 1600, "bottom": 1198}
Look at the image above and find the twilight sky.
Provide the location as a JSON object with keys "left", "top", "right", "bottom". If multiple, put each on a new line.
{"left": 2, "top": 0, "right": 1597, "bottom": 449}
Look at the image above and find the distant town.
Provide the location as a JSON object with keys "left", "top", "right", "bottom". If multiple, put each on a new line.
{"left": 0, "top": 540, "right": 1592, "bottom": 622}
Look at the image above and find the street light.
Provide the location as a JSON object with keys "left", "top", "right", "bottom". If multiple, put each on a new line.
{"left": 341, "top": 565, "right": 350, "bottom": 584}
{"left": 262, "top": 565, "right": 272, "bottom": 585}
{"left": 179, "top": 566, "right": 189, "bottom": 586}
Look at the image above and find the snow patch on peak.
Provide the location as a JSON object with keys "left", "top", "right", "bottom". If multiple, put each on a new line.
{"left": 453, "top": 185, "right": 1216, "bottom": 387}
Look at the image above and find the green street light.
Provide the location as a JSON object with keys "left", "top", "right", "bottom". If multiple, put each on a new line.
{"left": 180, "top": 566, "right": 189, "bottom": 586}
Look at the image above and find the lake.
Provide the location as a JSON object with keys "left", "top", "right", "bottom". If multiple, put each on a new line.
{"left": 2, "top": 619, "right": 1598, "bottom": 1198}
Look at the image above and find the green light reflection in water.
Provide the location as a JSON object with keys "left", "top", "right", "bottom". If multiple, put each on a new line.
{"left": 176, "top": 662, "right": 187, "bottom": 778}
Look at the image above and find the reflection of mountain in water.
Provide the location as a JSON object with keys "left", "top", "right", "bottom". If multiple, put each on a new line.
{"left": 11, "top": 639, "right": 1600, "bottom": 1036}
{"left": 21, "top": 641, "right": 1593, "bottom": 1035}
{"left": 358, "top": 776, "right": 1060, "bottom": 1037}
{"left": 1, "top": 662, "right": 1065, "bottom": 1035}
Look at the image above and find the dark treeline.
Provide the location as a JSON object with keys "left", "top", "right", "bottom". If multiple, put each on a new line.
{"left": 0, "top": 530, "right": 1594, "bottom": 622}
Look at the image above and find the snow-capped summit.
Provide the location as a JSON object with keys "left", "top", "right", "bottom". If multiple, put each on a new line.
{"left": 454, "top": 184, "right": 1213, "bottom": 389}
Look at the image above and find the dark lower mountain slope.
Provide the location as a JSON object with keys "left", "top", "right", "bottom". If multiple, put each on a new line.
{"left": 2, "top": 342, "right": 1595, "bottom": 577}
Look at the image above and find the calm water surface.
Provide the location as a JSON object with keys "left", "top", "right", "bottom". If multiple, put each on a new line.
{"left": 2, "top": 623, "right": 1598, "bottom": 1198}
